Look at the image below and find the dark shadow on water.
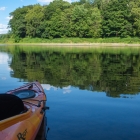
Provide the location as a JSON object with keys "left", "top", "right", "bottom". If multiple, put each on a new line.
{"left": 35, "top": 116, "right": 50, "bottom": 140}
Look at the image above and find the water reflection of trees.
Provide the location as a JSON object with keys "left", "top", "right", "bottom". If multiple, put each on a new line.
{"left": 10, "top": 49, "right": 140, "bottom": 97}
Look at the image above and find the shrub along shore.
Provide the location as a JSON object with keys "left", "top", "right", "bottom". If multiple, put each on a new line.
{"left": 0, "top": 37, "right": 140, "bottom": 47}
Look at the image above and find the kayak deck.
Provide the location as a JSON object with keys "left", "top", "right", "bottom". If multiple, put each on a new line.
{"left": 0, "top": 82, "right": 47, "bottom": 140}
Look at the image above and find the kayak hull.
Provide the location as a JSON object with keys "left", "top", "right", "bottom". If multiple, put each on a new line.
{"left": 0, "top": 82, "right": 46, "bottom": 140}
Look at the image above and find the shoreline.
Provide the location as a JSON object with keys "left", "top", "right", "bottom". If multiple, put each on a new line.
{"left": 1, "top": 42, "right": 140, "bottom": 47}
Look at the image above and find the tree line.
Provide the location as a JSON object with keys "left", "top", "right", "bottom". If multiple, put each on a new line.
{"left": 7, "top": 0, "right": 140, "bottom": 40}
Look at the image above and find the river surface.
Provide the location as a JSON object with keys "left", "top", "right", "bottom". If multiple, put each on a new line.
{"left": 0, "top": 46, "right": 140, "bottom": 140}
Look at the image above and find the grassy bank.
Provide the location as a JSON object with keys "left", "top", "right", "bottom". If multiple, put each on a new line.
{"left": 1, "top": 45, "right": 140, "bottom": 56}
{"left": 0, "top": 37, "right": 140, "bottom": 44}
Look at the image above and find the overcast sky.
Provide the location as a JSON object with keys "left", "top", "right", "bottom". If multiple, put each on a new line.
{"left": 0, "top": 0, "right": 75, "bottom": 34}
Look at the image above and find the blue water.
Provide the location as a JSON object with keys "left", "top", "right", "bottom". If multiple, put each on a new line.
{"left": 1, "top": 51, "right": 140, "bottom": 140}
{"left": 46, "top": 86, "right": 140, "bottom": 140}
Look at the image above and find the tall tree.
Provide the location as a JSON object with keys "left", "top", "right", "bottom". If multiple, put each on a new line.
{"left": 25, "top": 4, "right": 45, "bottom": 37}
{"left": 43, "top": 0, "right": 71, "bottom": 38}
{"left": 102, "top": 0, "right": 133, "bottom": 37}
{"left": 9, "top": 5, "right": 33, "bottom": 38}
{"left": 87, "top": 7, "right": 102, "bottom": 37}
{"left": 71, "top": 5, "right": 89, "bottom": 37}
{"left": 44, "top": 0, "right": 71, "bottom": 20}
{"left": 71, "top": 5, "right": 102, "bottom": 37}
{"left": 130, "top": 0, "right": 140, "bottom": 36}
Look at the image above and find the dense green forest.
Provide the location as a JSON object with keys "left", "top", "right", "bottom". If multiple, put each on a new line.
{"left": 1, "top": 0, "right": 140, "bottom": 42}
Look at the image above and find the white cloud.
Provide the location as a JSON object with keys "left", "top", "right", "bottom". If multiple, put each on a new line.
{"left": 0, "top": 24, "right": 7, "bottom": 29}
{"left": 0, "top": 24, "right": 9, "bottom": 34}
{"left": 41, "top": 84, "right": 72, "bottom": 94}
{"left": 0, "top": 28, "right": 9, "bottom": 34}
{"left": 0, "top": 7, "right": 6, "bottom": 11}
{"left": 63, "top": 89, "right": 71, "bottom": 94}
{"left": 63, "top": 85, "right": 71, "bottom": 90}
{"left": 41, "top": 84, "right": 58, "bottom": 91}
{"left": 41, "top": 84, "right": 52, "bottom": 90}
{"left": 6, "top": 16, "right": 13, "bottom": 21}
{"left": 62, "top": 86, "right": 71, "bottom": 94}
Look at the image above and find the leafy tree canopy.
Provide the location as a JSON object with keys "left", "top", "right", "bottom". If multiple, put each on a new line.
{"left": 8, "top": 0, "right": 140, "bottom": 39}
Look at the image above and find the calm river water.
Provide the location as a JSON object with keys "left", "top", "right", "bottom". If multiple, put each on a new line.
{"left": 0, "top": 45, "right": 140, "bottom": 140}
